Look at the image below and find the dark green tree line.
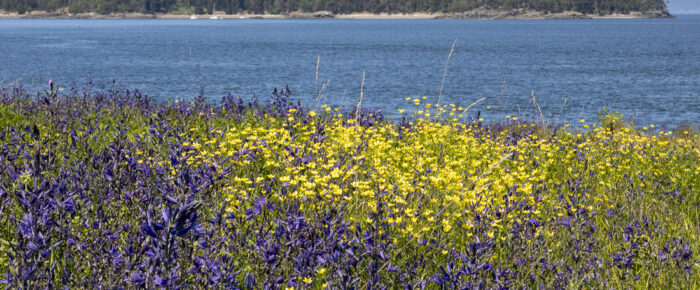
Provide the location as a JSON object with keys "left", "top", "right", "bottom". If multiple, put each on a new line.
{"left": 1, "top": 0, "right": 668, "bottom": 15}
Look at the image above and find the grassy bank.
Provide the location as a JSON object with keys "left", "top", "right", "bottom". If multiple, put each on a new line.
{"left": 0, "top": 83, "right": 698, "bottom": 288}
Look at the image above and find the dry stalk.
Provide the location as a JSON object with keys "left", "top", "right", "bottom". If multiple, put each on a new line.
{"left": 461, "top": 97, "right": 486, "bottom": 121}
{"left": 355, "top": 71, "right": 365, "bottom": 122}
{"left": 436, "top": 39, "right": 457, "bottom": 120}
{"left": 531, "top": 90, "right": 545, "bottom": 127}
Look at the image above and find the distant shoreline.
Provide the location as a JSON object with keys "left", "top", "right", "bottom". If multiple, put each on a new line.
{"left": 0, "top": 9, "right": 674, "bottom": 20}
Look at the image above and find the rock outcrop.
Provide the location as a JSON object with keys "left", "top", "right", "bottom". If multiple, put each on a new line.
{"left": 436, "top": 7, "right": 673, "bottom": 19}
{"left": 287, "top": 11, "right": 335, "bottom": 19}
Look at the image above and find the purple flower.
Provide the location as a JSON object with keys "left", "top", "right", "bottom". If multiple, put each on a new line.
{"left": 244, "top": 273, "right": 255, "bottom": 289}
{"left": 154, "top": 275, "right": 168, "bottom": 287}
{"left": 130, "top": 272, "right": 145, "bottom": 286}
{"left": 560, "top": 218, "right": 571, "bottom": 228}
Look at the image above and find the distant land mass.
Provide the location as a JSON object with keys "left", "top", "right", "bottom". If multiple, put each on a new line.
{"left": 0, "top": 0, "right": 672, "bottom": 19}
{"left": 667, "top": 0, "right": 700, "bottom": 12}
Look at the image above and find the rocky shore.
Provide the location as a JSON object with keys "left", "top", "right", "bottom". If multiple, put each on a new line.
{"left": 435, "top": 7, "right": 674, "bottom": 19}
{"left": 0, "top": 11, "right": 157, "bottom": 19}
{"left": 0, "top": 8, "right": 674, "bottom": 19}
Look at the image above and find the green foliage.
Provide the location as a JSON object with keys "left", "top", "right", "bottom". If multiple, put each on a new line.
{"left": 0, "top": 0, "right": 668, "bottom": 15}
{"left": 16, "top": 1, "right": 24, "bottom": 14}
{"left": 598, "top": 107, "right": 630, "bottom": 131}
{"left": 0, "top": 85, "right": 697, "bottom": 288}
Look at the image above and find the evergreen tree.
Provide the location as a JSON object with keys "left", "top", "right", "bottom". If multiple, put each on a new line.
{"left": 0, "top": 0, "right": 669, "bottom": 15}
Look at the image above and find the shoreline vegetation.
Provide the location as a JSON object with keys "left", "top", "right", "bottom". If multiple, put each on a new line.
{"left": 0, "top": 82, "right": 698, "bottom": 288}
{"left": 0, "top": 9, "right": 673, "bottom": 19}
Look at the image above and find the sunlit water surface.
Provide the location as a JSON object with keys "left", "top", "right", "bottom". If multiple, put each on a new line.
{"left": 1, "top": 16, "right": 698, "bottom": 126}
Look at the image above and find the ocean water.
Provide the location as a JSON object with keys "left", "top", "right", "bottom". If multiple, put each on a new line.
{"left": 1, "top": 16, "right": 698, "bottom": 126}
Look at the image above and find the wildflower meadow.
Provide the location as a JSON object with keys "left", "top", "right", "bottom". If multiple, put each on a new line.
{"left": 0, "top": 82, "right": 698, "bottom": 289}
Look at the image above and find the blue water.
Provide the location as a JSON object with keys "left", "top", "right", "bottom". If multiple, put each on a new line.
{"left": 1, "top": 16, "right": 699, "bottom": 126}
